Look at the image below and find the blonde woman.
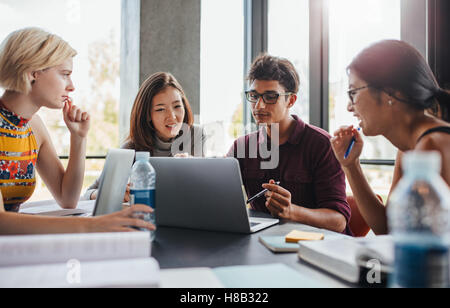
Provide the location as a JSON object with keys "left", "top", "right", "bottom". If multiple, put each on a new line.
{"left": 0, "top": 28, "right": 154, "bottom": 235}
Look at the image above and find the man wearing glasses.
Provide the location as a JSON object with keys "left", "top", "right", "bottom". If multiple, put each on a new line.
{"left": 227, "top": 54, "right": 352, "bottom": 235}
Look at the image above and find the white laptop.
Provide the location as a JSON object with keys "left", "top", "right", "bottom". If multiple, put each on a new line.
{"left": 149, "top": 157, "right": 279, "bottom": 233}
{"left": 92, "top": 149, "right": 135, "bottom": 216}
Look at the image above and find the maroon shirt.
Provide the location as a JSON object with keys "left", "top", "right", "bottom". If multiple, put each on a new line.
{"left": 227, "top": 115, "right": 352, "bottom": 235}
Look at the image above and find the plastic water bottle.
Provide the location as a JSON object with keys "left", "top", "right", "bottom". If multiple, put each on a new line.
{"left": 129, "top": 152, "right": 156, "bottom": 240}
{"left": 388, "top": 151, "right": 450, "bottom": 288}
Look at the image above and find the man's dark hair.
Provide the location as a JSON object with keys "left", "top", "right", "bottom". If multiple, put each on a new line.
{"left": 247, "top": 54, "right": 300, "bottom": 93}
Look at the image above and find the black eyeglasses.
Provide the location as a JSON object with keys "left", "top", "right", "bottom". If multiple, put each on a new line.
{"left": 245, "top": 91, "right": 293, "bottom": 105}
{"left": 347, "top": 86, "right": 370, "bottom": 104}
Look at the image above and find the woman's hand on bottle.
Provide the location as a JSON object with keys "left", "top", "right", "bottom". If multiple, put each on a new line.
{"left": 330, "top": 125, "right": 364, "bottom": 168}
{"left": 91, "top": 204, "right": 156, "bottom": 232}
{"left": 63, "top": 97, "right": 90, "bottom": 138}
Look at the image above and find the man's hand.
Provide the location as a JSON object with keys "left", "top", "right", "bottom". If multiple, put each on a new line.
{"left": 262, "top": 180, "right": 294, "bottom": 220}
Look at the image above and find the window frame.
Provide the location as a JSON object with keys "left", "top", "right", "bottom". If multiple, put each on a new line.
{"left": 243, "top": 0, "right": 268, "bottom": 133}
{"left": 244, "top": 0, "right": 427, "bottom": 166}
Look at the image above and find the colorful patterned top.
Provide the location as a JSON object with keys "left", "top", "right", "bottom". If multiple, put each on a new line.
{"left": 0, "top": 101, "right": 38, "bottom": 212}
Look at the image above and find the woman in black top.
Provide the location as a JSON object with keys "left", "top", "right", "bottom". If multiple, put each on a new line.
{"left": 331, "top": 40, "right": 450, "bottom": 235}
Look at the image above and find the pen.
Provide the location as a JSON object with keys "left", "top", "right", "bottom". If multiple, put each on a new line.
{"left": 246, "top": 181, "right": 281, "bottom": 204}
{"left": 344, "top": 127, "right": 361, "bottom": 159}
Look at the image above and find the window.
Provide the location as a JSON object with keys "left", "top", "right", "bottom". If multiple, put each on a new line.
{"left": 268, "top": 0, "right": 310, "bottom": 123}
{"left": 246, "top": 0, "right": 419, "bottom": 197}
{"left": 200, "top": 0, "right": 245, "bottom": 156}
{"left": 0, "top": 0, "right": 121, "bottom": 201}
{"left": 328, "top": 0, "right": 401, "bottom": 196}
{"left": 360, "top": 165, "right": 394, "bottom": 202}
{"left": 328, "top": 0, "right": 400, "bottom": 161}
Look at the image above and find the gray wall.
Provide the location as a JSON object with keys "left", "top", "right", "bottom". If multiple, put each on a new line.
{"left": 120, "top": 0, "right": 201, "bottom": 142}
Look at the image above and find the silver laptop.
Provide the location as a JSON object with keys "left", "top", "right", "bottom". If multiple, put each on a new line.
{"left": 93, "top": 149, "right": 135, "bottom": 216}
{"left": 149, "top": 157, "right": 279, "bottom": 233}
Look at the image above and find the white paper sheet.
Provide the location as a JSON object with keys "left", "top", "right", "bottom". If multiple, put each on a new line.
{"left": 0, "top": 232, "right": 151, "bottom": 267}
{"left": 0, "top": 258, "right": 160, "bottom": 288}
{"left": 19, "top": 200, "right": 95, "bottom": 216}
{"left": 160, "top": 267, "right": 224, "bottom": 288}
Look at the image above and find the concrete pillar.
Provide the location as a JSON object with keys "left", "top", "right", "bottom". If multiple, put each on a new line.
{"left": 120, "top": 0, "right": 201, "bottom": 142}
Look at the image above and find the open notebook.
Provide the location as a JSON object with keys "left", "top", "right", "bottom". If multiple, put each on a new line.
{"left": 19, "top": 200, "right": 95, "bottom": 217}
{"left": 0, "top": 232, "right": 160, "bottom": 288}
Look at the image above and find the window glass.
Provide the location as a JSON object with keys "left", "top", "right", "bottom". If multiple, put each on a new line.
{"left": 268, "top": 0, "right": 310, "bottom": 123}
{"left": 329, "top": 0, "right": 401, "bottom": 160}
{"left": 0, "top": 0, "right": 121, "bottom": 201}
{"left": 328, "top": 0, "right": 401, "bottom": 197}
{"left": 200, "top": 0, "right": 245, "bottom": 156}
{"left": 346, "top": 165, "right": 395, "bottom": 202}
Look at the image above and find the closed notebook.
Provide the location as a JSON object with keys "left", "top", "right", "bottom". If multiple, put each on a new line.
{"left": 258, "top": 236, "right": 300, "bottom": 253}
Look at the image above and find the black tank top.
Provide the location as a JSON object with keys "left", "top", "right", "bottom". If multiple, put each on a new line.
{"left": 417, "top": 126, "right": 450, "bottom": 143}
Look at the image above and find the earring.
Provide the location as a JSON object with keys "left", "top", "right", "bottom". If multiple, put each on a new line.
{"left": 388, "top": 100, "right": 393, "bottom": 106}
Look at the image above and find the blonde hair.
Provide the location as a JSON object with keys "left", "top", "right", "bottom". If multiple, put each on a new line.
{"left": 0, "top": 28, "right": 77, "bottom": 94}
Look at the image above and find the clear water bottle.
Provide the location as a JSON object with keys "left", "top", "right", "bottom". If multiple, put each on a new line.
{"left": 388, "top": 151, "right": 450, "bottom": 288}
{"left": 129, "top": 152, "right": 156, "bottom": 240}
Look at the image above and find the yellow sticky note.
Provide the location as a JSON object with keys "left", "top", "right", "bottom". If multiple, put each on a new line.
{"left": 285, "top": 230, "right": 325, "bottom": 243}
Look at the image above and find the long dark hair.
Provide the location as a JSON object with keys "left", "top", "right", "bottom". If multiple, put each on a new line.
{"left": 125, "top": 72, "right": 194, "bottom": 153}
{"left": 348, "top": 40, "right": 449, "bottom": 122}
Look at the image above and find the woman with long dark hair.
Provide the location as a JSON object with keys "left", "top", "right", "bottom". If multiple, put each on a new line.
{"left": 85, "top": 72, "right": 206, "bottom": 200}
{"left": 331, "top": 40, "right": 450, "bottom": 235}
